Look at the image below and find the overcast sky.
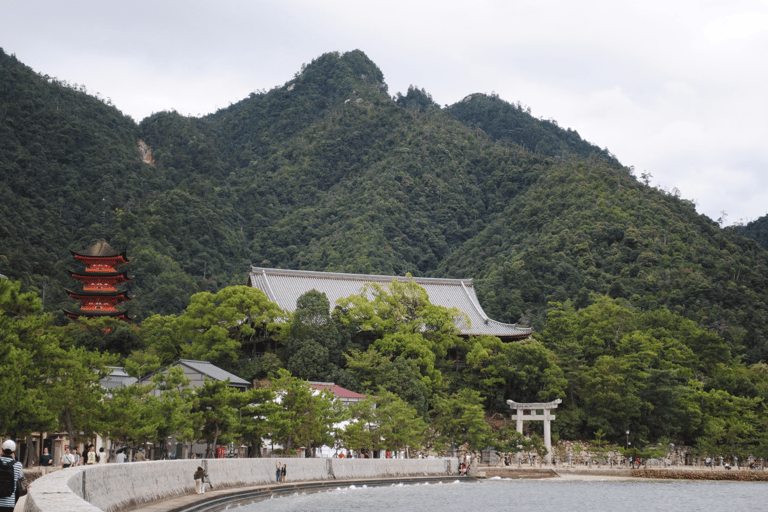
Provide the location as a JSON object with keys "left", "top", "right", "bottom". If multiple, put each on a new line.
{"left": 3, "top": 1, "right": 766, "bottom": 226}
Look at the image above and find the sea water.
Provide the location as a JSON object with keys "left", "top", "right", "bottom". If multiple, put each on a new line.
{"left": 237, "top": 478, "right": 767, "bottom": 512}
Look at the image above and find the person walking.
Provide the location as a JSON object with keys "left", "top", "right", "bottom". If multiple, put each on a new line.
{"left": 98, "top": 447, "right": 107, "bottom": 465}
{"left": 40, "top": 448, "right": 53, "bottom": 476}
{"left": 86, "top": 446, "right": 97, "bottom": 465}
{"left": 193, "top": 466, "right": 205, "bottom": 494}
{"left": 0, "top": 440, "right": 24, "bottom": 512}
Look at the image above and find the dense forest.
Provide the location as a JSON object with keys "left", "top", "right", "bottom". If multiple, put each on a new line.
{"left": 2, "top": 48, "right": 768, "bottom": 455}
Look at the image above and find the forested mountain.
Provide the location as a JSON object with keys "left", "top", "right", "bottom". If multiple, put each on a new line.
{"left": 740, "top": 215, "right": 768, "bottom": 251}
{"left": 445, "top": 92, "right": 619, "bottom": 163}
{"left": 2, "top": 47, "right": 767, "bottom": 365}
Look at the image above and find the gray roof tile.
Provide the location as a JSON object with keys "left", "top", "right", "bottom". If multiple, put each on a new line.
{"left": 101, "top": 366, "right": 138, "bottom": 390}
{"left": 175, "top": 359, "right": 250, "bottom": 387}
{"left": 247, "top": 267, "right": 532, "bottom": 339}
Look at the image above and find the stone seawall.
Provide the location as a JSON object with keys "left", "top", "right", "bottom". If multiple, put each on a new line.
{"left": 24, "top": 457, "right": 458, "bottom": 512}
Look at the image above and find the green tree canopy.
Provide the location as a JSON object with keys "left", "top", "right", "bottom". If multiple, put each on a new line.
{"left": 179, "top": 286, "right": 285, "bottom": 367}
{"left": 338, "top": 279, "right": 465, "bottom": 393}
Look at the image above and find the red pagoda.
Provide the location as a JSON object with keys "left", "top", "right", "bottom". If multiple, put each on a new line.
{"left": 64, "top": 239, "right": 134, "bottom": 321}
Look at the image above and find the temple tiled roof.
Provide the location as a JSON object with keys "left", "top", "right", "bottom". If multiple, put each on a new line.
{"left": 101, "top": 366, "right": 138, "bottom": 390}
{"left": 247, "top": 266, "right": 532, "bottom": 339}
{"left": 174, "top": 359, "right": 250, "bottom": 388}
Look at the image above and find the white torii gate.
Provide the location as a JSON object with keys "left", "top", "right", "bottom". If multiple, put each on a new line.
{"left": 507, "top": 398, "right": 562, "bottom": 465}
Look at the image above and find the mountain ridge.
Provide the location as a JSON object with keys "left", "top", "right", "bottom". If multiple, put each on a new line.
{"left": 2, "top": 48, "right": 766, "bottom": 364}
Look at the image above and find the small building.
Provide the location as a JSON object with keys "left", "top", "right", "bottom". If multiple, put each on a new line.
{"left": 309, "top": 381, "right": 367, "bottom": 406}
{"left": 101, "top": 366, "right": 138, "bottom": 392}
{"left": 140, "top": 359, "right": 251, "bottom": 394}
{"left": 247, "top": 267, "right": 532, "bottom": 340}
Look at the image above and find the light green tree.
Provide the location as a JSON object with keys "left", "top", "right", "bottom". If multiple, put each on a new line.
{"left": 238, "top": 386, "right": 279, "bottom": 457}
{"left": 344, "top": 347, "right": 430, "bottom": 416}
{"left": 343, "top": 390, "right": 426, "bottom": 457}
{"left": 140, "top": 314, "right": 184, "bottom": 365}
{"left": 268, "top": 370, "right": 342, "bottom": 455}
{"left": 148, "top": 366, "right": 198, "bottom": 458}
{"left": 191, "top": 379, "right": 244, "bottom": 457}
{"left": 0, "top": 280, "right": 60, "bottom": 465}
{"left": 102, "top": 381, "right": 159, "bottom": 457}
{"left": 179, "top": 286, "right": 286, "bottom": 367}
{"left": 338, "top": 278, "right": 465, "bottom": 393}
{"left": 46, "top": 346, "right": 117, "bottom": 448}
{"left": 430, "top": 389, "right": 493, "bottom": 454}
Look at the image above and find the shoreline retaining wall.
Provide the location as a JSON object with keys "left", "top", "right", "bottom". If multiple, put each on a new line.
{"left": 24, "top": 457, "right": 458, "bottom": 512}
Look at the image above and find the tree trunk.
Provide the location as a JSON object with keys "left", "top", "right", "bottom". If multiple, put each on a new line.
{"left": 24, "top": 434, "right": 35, "bottom": 467}
{"left": 211, "top": 428, "right": 220, "bottom": 458}
{"left": 65, "top": 407, "right": 77, "bottom": 450}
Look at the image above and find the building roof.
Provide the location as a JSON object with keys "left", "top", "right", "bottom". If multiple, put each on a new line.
{"left": 309, "top": 381, "right": 367, "bottom": 400}
{"left": 247, "top": 266, "right": 532, "bottom": 339}
{"left": 65, "top": 289, "right": 132, "bottom": 299}
{"left": 174, "top": 359, "right": 250, "bottom": 387}
{"left": 68, "top": 270, "right": 131, "bottom": 279}
{"left": 101, "top": 366, "right": 138, "bottom": 390}
{"left": 70, "top": 239, "right": 126, "bottom": 258}
{"left": 63, "top": 309, "right": 135, "bottom": 321}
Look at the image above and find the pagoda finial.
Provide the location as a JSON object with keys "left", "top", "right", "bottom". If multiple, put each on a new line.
{"left": 101, "top": 198, "right": 106, "bottom": 240}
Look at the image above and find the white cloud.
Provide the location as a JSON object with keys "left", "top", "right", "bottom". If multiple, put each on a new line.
{"left": 1, "top": 0, "right": 766, "bottom": 225}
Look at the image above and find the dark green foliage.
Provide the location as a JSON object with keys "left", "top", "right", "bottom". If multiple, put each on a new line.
{"left": 739, "top": 214, "right": 768, "bottom": 251}
{"left": 446, "top": 93, "right": 619, "bottom": 163}
{"left": 439, "top": 155, "right": 768, "bottom": 364}
{"left": 284, "top": 290, "right": 351, "bottom": 382}
{"left": 2, "top": 46, "right": 767, "bottom": 378}
{"left": 395, "top": 85, "right": 440, "bottom": 112}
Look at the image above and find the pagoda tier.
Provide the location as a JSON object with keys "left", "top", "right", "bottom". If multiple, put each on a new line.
{"left": 70, "top": 240, "right": 130, "bottom": 272}
{"left": 63, "top": 309, "right": 134, "bottom": 321}
{"left": 65, "top": 239, "right": 133, "bottom": 322}
{"left": 65, "top": 289, "right": 132, "bottom": 311}
{"left": 67, "top": 270, "right": 131, "bottom": 291}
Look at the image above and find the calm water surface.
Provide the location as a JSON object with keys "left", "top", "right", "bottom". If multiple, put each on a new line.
{"left": 236, "top": 478, "right": 766, "bottom": 512}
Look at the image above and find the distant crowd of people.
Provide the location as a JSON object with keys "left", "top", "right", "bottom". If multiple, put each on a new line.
{"left": 59, "top": 444, "right": 135, "bottom": 467}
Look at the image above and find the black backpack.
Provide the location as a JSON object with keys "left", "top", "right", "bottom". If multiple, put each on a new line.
{"left": 0, "top": 458, "right": 15, "bottom": 498}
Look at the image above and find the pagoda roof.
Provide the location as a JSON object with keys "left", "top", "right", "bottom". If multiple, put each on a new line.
{"left": 68, "top": 270, "right": 131, "bottom": 279}
{"left": 63, "top": 309, "right": 135, "bottom": 321}
{"left": 71, "top": 240, "right": 130, "bottom": 261}
{"left": 65, "top": 289, "right": 132, "bottom": 299}
{"left": 247, "top": 266, "right": 533, "bottom": 339}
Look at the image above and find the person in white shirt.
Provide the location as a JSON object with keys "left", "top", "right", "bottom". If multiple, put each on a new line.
{"left": 0, "top": 440, "right": 24, "bottom": 512}
{"left": 61, "top": 448, "right": 75, "bottom": 468}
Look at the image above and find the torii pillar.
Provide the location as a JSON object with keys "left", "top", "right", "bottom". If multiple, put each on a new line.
{"left": 507, "top": 398, "right": 562, "bottom": 465}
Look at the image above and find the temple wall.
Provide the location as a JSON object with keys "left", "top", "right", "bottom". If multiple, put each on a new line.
{"left": 24, "top": 457, "right": 457, "bottom": 512}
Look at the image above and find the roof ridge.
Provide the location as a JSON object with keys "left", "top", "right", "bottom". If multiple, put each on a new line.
{"left": 249, "top": 266, "right": 473, "bottom": 286}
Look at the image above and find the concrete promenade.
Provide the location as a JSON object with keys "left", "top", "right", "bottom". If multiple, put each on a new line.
{"left": 23, "top": 457, "right": 459, "bottom": 512}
